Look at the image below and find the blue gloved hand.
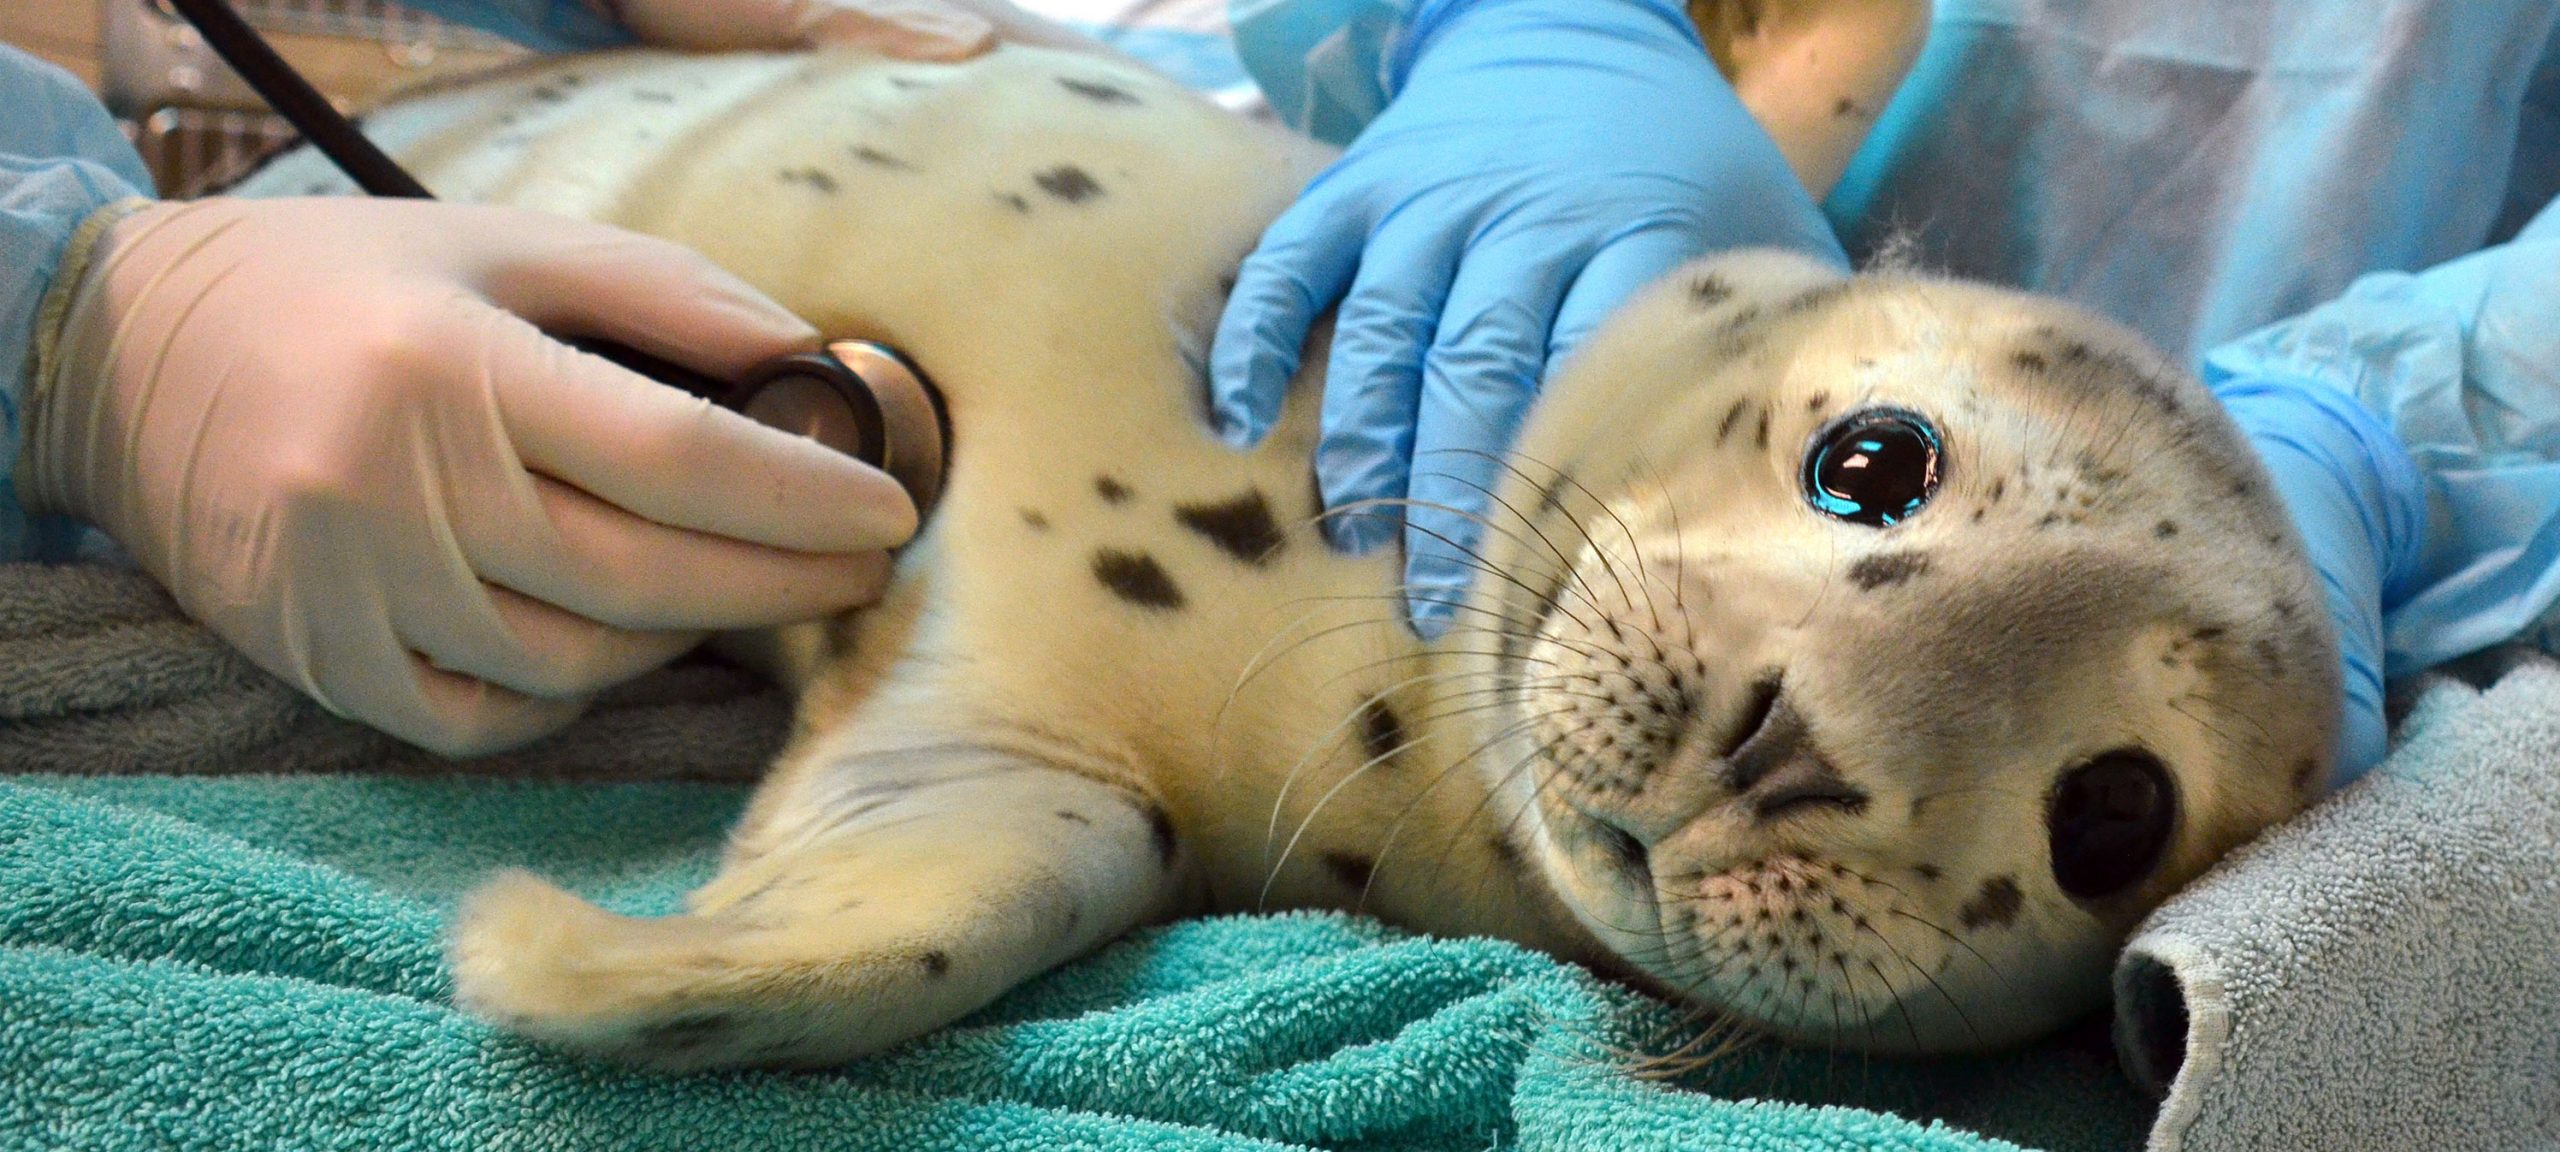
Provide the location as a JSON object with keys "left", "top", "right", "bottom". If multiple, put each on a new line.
{"left": 2209, "top": 374, "right": 2428, "bottom": 787}
{"left": 1208, "top": 0, "right": 1844, "bottom": 636}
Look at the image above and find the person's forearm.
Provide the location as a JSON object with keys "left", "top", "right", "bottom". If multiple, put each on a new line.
{"left": 0, "top": 48, "right": 155, "bottom": 561}
{"left": 2203, "top": 192, "right": 2560, "bottom": 786}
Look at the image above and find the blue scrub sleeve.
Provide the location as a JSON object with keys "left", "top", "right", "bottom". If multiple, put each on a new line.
{"left": 1228, "top": 0, "right": 1414, "bottom": 144}
{"left": 1230, "top": 0, "right": 1701, "bottom": 144}
{"left": 0, "top": 47, "right": 154, "bottom": 562}
{"left": 378, "top": 0, "right": 632, "bottom": 52}
{"left": 2206, "top": 193, "right": 2560, "bottom": 783}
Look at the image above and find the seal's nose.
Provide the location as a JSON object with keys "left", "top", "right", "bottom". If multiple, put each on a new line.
{"left": 1723, "top": 685, "right": 1870, "bottom": 821}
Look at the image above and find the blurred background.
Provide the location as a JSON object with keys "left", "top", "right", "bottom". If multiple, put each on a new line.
{"left": 4, "top": 0, "right": 524, "bottom": 197}
{"left": 1, "top": 1, "right": 1239, "bottom": 199}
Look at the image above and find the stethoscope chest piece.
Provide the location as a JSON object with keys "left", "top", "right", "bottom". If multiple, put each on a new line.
{"left": 731, "top": 340, "right": 950, "bottom": 524}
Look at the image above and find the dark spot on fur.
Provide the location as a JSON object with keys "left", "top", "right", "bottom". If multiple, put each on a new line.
{"left": 2156, "top": 519, "right": 2179, "bottom": 539}
{"left": 1058, "top": 77, "right": 1141, "bottom": 105}
{"left": 638, "top": 1012, "right": 733, "bottom": 1053}
{"left": 1691, "top": 275, "right": 1733, "bottom": 305}
{"left": 2292, "top": 757, "right": 2318, "bottom": 791}
{"left": 920, "top": 950, "right": 951, "bottom": 977}
{"left": 1988, "top": 477, "right": 2007, "bottom": 503}
{"left": 1056, "top": 809, "right": 1090, "bottom": 825}
{"left": 1020, "top": 508, "right": 1050, "bottom": 531}
{"left": 1912, "top": 863, "right": 1942, "bottom": 882}
{"left": 2254, "top": 636, "right": 2285, "bottom": 673}
{"left": 2013, "top": 350, "right": 2049, "bottom": 374}
{"left": 2193, "top": 626, "right": 2227, "bottom": 642}
{"left": 1753, "top": 408, "right": 1771, "bottom": 450}
{"left": 1535, "top": 473, "right": 1570, "bottom": 516}
{"left": 530, "top": 84, "right": 567, "bottom": 103}
{"left": 1175, "top": 489, "right": 1285, "bottom": 566}
{"left": 779, "top": 167, "right": 839, "bottom": 194}
{"left": 1034, "top": 165, "right": 1103, "bottom": 203}
{"left": 1094, "top": 476, "right": 1132, "bottom": 504}
{"left": 1141, "top": 799, "right": 1179, "bottom": 867}
{"left": 634, "top": 88, "right": 675, "bottom": 103}
{"left": 1359, "top": 698, "right": 1406, "bottom": 764}
{"left": 851, "top": 145, "right": 911, "bottom": 170}
{"left": 1323, "top": 851, "right": 1377, "bottom": 893}
{"left": 1780, "top": 283, "right": 1851, "bottom": 316}
{"left": 1487, "top": 833, "right": 1524, "bottom": 871}
{"left": 1806, "top": 391, "right": 1830, "bottom": 414}
{"left": 2060, "top": 342, "right": 2093, "bottom": 364}
{"left": 1092, "top": 550, "right": 1184, "bottom": 610}
{"left": 2037, "top": 512, "right": 2065, "bottom": 529}
{"left": 996, "top": 192, "right": 1031, "bottom": 213}
{"left": 1716, "top": 399, "right": 1750, "bottom": 445}
{"left": 1848, "top": 551, "right": 1930, "bottom": 591}
{"left": 1960, "top": 876, "right": 2024, "bottom": 930}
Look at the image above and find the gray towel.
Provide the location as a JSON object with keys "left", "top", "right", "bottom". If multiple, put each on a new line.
{"left": 2114, "top": 656, "right": 2560, "bottom": 1151}
{"left": 0, "top": 562, "right": 783, "bottom": 781}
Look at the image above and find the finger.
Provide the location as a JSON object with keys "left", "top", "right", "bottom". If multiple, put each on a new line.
{"left": 467, "top": 304, "right": 920, "bottom": 556}
{"left": 1546, "top": 222, "right": 1703, "bottom": 373}
{"left": 288, "top": 568, "right": 586, "bottom": 758}
{"left": 1314, "top": 212, "right": 1466, "bottom": 555}
{"left": 397, "top": 661, "right": 588, "bottom": 758}
{"left": 455, "top": 469, "right": 897, "bottom": 632}
{"left": 1403, "top": 229, "right": 1578, "bottom": 638}
{"left": 795, "top": 0, "right": 998, "bottom": 59}
{"left": 470, "top": 211, "right": 820, "bottom": 379}
{"left": 396, "top": 575, "right": 707, "bottom": 701}
{"left": 1208, "top": 188, "right": 1365, "bottom": 448}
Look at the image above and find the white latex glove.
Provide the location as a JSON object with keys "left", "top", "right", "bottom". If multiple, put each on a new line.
{"left": 23, "top": 197, "right": 917, "bottom": 756}
{"left": 610, "top": 0, "right": 1106, "bottom": 58}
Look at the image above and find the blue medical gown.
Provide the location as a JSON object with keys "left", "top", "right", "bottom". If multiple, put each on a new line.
{"left": 1234, "top": 0, "right": 2560, "bottom": 742}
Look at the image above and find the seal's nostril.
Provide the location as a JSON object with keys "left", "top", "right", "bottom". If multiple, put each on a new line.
{"left": 1749, "top": 762, "right": 1871, "bottom": 821}
{"left": 1721, "top": 673, "right": 1784, "bottom": 762}
{"left": 1724, "top": 686, "right": 1870, "bottom": 821}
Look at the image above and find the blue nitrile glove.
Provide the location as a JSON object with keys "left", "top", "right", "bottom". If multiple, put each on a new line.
{"left": 2210, "top": 375, "right": 2428, "bottom": 787}
{"left": 1208, "top": 0, "right": 1844, "bottom": 636}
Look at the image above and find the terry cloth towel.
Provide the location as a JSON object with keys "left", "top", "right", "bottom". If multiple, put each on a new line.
{"left": 2112, "top": 653, "right": 2560, "bottom": 1152}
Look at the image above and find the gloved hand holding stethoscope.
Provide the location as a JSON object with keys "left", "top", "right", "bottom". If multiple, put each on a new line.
{"left": 13, "top": 0, "right": 1046, "bottom": 757}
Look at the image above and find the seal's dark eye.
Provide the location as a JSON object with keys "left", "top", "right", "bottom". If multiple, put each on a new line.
{"left": 2048, "top": 748, "right": 2177, "bottom": 901}
{"left": 1803, "top": 409, "right": 1942, "bottom": 527}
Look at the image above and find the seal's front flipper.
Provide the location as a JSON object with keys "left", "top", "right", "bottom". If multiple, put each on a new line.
{"left": 447, "top": 738, "right": 1186, "bottom": 1070}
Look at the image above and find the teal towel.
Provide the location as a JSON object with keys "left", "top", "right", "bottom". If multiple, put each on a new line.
{"left": 0, "top": 771, "right": 2154, "bottom": 1151}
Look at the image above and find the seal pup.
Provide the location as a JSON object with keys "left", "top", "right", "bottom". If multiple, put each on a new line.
{"left": 231, "top": 30, "right": 2334, "bottom": 1069}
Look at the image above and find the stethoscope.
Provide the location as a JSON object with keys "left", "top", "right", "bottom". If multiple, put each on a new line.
{"left": 162, "top": 0, "right": 949, "bottom": 521}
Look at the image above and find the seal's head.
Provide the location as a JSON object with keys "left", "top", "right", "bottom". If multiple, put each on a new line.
{"left": 1467, "top": 250, "right": 2336, "bottom": 1053}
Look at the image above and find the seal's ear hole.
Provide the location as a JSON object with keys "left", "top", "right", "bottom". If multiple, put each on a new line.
{"left": 2047, "top": 748, "right": 2178, "bottom": 901}
{"left": 1802, "top": 408, "right": 1942, "bottom": 528}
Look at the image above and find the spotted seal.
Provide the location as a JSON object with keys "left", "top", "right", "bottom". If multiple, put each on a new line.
{"left": 233, "top": 22, "right": 2335, "bottom": 1069}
